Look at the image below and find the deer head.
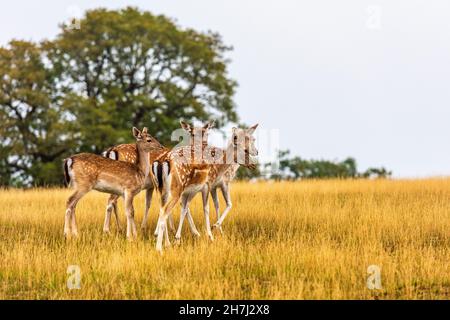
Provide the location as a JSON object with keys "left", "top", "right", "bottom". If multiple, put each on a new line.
{"left": 180, "top": 120, "right": 215, "bottom": 147}
{"left": 132, "top": 127, "right": 163, "bottom": 152}
{"left": 231, "top": 124, "right": 259, "bottom": 167}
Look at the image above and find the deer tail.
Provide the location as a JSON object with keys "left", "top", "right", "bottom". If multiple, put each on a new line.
{"left": 161, "top": 161, "right": 171, "bottom": 198}
{"left": 151, "top": 161, "right": 171, "bottom": 194}
{"left": 102, "top": 147, "right": 118, "bottom": 160}
{"left": 152, "top": 162, "right": 160, "bottom": 192}
{"left": 63, "top": 158, "right": 73, "bottom": 187}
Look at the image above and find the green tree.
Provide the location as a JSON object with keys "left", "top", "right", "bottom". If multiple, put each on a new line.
{"left": 361, "top": 167, "right": 392, "bottom": 179}
{"left": 268, "top": 150, "right": 391, "bottom": 180}
{"left": 0, "top": 41, "right": 77, "bottom": 186}
{"left": 235, "top": 165, "right": 261, "bottom": 180}
{"left": 46, "top": 7, "right": 237, "bottom": 152}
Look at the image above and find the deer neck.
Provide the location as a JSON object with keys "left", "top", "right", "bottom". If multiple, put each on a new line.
{"left": 135, "top": 143, "right": 150, "bottom": 179}
{"left": 214, "top": 141, "right": 237, "bottom": 177}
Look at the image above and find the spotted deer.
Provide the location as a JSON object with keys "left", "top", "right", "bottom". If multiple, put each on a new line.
{"left": 101, "top": 143, "right": 170, "bottom": 234}
{"left": 152, "top": 120, "right": 215, "bottom": 238}
{"left": 63, "top": 127, "right": 163, "bottom": 239}
{"left": 156, "top": 124, "right": 259, "bottom": 252}
{"left": 173, "top": 125, "right": 259, "bottom": 243}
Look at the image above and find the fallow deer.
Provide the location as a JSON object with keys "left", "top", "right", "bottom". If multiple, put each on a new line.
{"left": 101, "top": 143, "right": 169, "bottom": 234}
{"left": 177, "top": 124, "right": 257, "bottom": 235}
{"left": 152, "top": 120, "right": 215, "bottom": 238}
{"left": 63, "top": 127, "right": 163, "bottom": 239}
{"left": 157, "top": 124, "right": 259, "bottom": 252}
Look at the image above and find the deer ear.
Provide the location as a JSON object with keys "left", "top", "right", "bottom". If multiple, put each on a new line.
{"left": 204, "top": 120, "right": 215, "bottom": 130}
{"left": 180, "top": 120, "right": 193, "bottom": 133}
{"left": 248, "top": 124, "right": 259, "bottom": 134}
{"left": 132, "top": 127, "right": 141, "bottom": 138}
{"left": 142, "top": 127, "right": 148, "bottom": 134}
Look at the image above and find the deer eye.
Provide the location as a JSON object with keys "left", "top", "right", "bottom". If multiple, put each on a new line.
{"left": 146, "top": 138, "right": 152, "bottom": 142}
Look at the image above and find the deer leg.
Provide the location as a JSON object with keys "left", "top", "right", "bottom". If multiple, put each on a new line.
{"left": 156, "top": 194, "right": 179, "bottom": 252}
{"left": 124, "top": 191, "right": 138, "bottom": 240}
{"left": 168, "top": 214, "right": 175, "bottom": 233}
{"left": 214, "top": 183, "right": 232, "bottom": 232}
{"left": 64, "top": 201, "right": 74, "bottom": 237}
{"left": 65, "top": 190, "right": 87, "bottom": 238}
{"left": 103, "top": 194, "right": 119, "bottom": 233}
{"left": 153, "top": 190, "right": 169, "bottom": 237}
{"left": 154, "top": 177, "right": 171, "bottom": 238}
{"left": 183, "top": 189, "right": 203, "bottom": 237}
{"left": 112, "top": 201, "right": 121, "bottom": 231}
{"left": 153, "top": 214, "right": 172, "bottom": 237}
{"left": 186, "top": 208, "right": 201, "bottom": 237}
{"left": 141, "top": 187, "right": 153, "bottom": 231}
{"left": 154, "top": 215, "right": 161, "bottom": 237}
{"left": 164, "top": 218, "right": 171, "bottom": 247}
{"left": 210, "top": 186, "right": 220, "bottom": 222}
{"left": 176, "top": 192, "right": 201, "bottom": 242}
{"left": 202, "top": 186, "right": 214, "bottom": 241}
{"left": 154, "top": 213, "right": 174, "bottom": 237}
{"left": 175, "top": 194, "right": 190, "bottom": 243}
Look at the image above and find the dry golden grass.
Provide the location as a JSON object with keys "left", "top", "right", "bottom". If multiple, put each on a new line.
{"left": 0, "top": 179, "right": 449, "bottom": 299}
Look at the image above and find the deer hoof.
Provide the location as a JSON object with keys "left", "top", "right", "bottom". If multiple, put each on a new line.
{"left": 213, "top": 223, "right": 223, "bottom": 234}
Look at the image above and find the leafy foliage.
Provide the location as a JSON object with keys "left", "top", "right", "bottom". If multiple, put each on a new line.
{"left": 262, "top": 150, "right": 391, "bottom": 180}
{"left": 0, "top": 41, "right": 77, "bottom": 186}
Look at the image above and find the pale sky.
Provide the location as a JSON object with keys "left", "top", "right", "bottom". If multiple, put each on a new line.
{"left": 1, "top": 0, "right": 449, "bottom": 177}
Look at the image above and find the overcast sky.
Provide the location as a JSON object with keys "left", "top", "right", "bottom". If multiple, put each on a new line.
{"left": 1, "top": 0, "right": 449, "bottom": 177}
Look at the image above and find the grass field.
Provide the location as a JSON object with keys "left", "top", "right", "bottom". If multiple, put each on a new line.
{"left": 0, "top": 179, "right": 449, "bottom": 299}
